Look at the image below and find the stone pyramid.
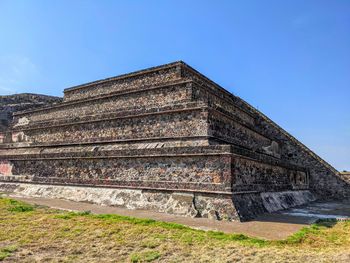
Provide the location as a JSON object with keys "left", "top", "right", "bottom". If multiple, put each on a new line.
{"left": 0, "top": 61, "right": 349, "bottom": 221}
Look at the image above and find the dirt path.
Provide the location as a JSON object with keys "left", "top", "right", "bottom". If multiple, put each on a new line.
{"left": 8, "top": 195, "right": 316, "bottom": 240}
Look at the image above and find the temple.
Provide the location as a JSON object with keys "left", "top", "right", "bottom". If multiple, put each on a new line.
{"left": 0, "top": 61, "right": 349, "bottom": 221}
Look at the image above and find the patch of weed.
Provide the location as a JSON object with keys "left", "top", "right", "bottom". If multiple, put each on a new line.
{"left": 277, "top": 219, "right": 346, "bottom": 246}
{"left": 6, "top": 199, "right": 35, "bottom": 212}
{"left": 0, "top": 245, "right": 17, "bottom": 261}
{"left": 54, "top": 210, "right": 91, "bottom": 219}
{"left": 130, "top": 250, "right": 161, "bottom": 262}
{"left": 141, "top": 240, "right": 160, "bottom": 249}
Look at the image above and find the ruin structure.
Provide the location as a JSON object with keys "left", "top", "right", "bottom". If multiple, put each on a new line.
{"left": 0, "top": 93, "right": 62, "bottom": 133}
{"left": 0, "top": 61, "right": 349, "bottom": 221}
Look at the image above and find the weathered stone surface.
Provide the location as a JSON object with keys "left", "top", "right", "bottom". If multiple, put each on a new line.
{"left": 13, "top": 81, "right": 192, "bottom": 124}
{"left": 0, "top": 182, "right": 236, "bottom": 220}
{"left": 194, "top": 194, "right": 238, "bottom": 220}
{"left": 340, "top": 172, "right": 350, "bottom": 183}
{"left": 0, "top": 160, "right": 13, "bottom": 176}
{"left": 261, "top": 190, "right": 316, "bottom": 212}
{"left": 19, "top": 108, "right": 208, "bottom": 144}
{"left": 63, "top": 63, "right": 181, "bottom": 102}
{"left": 0, "top": 93, "right": 61, "bottom": 133}
{"left": 233, "top": 157, "right": 308, "bottom": 192}
{"left": 7, "top": 152, "right": 232, "bottom": 192}
{"left": 0, "top": 61, "right": 348, "bottom": 221}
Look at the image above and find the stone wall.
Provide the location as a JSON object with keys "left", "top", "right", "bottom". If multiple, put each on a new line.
{"left": 233, "top": 157, "right": 308, "bottom": 192}
{"left": 13, "top": 81, "right": 192, "bottom": 125}
{"left": 208, "top": 109, "right": 273, "bottom": 153}
{"left": 250, "top": 108, "right": 350, "bottom": 199}
{"left": 0, "top": 142, "right": 316, "bottom": 221}
{"left": 192, "top": 82, "right": 255, "bottom": 125}
{"left": 1, "top": 144, "right": 309, "bottom": 194}
{"left": 232, "top": 190, "right": 316, "bottom": 220}
{"left": 63, "top": 62, "right": 182, "bottom": 102}
{"left": 1, "top": 145, "right": 232, "bottom": 192}
{"left": 181, "top": 61, "right": 349, "bottom": 199}
{"left": 0, "top": 182, "right": 238, "bottom": 220}
{"left": 8, "top": 155, "right": 232, "bottom": 193}
{"left": 11, "top": 107, "right": 208, "bottom": 145}
{"left": 0, "top": 93, "right": 61, "bottom": 133}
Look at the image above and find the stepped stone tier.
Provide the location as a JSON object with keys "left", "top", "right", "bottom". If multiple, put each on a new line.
{"left": 0, "top": 61, "right": 349, "bottom": 221}
{"left": 0, "top": 93, "right": 62, "bottom": 132}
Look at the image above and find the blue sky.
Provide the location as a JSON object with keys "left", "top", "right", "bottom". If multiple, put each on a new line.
{"left": 0, "top": 0, "right": 349, "bottom": 170}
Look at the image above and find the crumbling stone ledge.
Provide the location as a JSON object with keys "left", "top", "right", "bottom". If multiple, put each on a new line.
{"left": 0, "top": 182, "right": 239, "bottom": 221}
{"left": 0, "top": 182, "right": 317, "bottom": 222}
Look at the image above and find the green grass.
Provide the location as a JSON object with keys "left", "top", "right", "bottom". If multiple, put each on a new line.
{"left": 0, "top": 196, "right": 349, "bottom": 262}
{"left": 130, "top": 250, "right": 161, "bottom": 262}
{"left": 54, "top": 210, "right": 91, "bottom": 219}
{"left": 0, "top": 245, "right": 17, "bottom": 261}
{"left": 52, "top": 209, "right": 345, "bottom": 247}
{"left": 5, "top": 199, "right": 35, "bottom": 213}
{"left": 65, "top": 211, "right": 269, "bottom": 247}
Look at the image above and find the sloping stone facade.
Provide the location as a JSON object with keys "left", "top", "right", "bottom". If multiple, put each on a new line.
{"left": 0, "top": 61, "right": 349, "bottom": 221}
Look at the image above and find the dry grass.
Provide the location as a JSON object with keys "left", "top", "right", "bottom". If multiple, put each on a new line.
{"left": 0, "top": 196, "right": 349, "bottom": 262}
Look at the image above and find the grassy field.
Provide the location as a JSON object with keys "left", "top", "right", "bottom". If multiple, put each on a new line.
{"left": 0, "top": 196, "right": 349, "bottom": 262}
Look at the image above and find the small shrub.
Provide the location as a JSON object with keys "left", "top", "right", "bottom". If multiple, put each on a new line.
{"left": 77, "top": 210, "right": 91, "bottom": 216}
{"left": 7, "top": 199, "right": 34, "bottom": 213}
